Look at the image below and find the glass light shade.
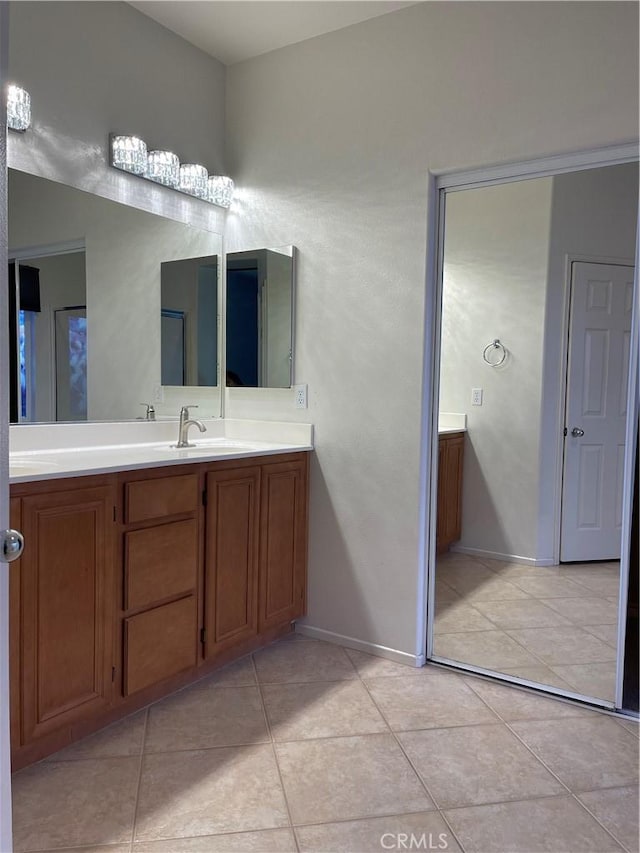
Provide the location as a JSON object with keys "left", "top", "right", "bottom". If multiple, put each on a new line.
{"left": 7, "top": 85, "right": 31, "bottom": 131}
{"left": 179, "top": 164, "right": 208, "bottom": 199}
{"left": 111, "top": 135, "right": 147, "bottom": 175}
{"left": 208, "top": 176, "right": 235, "bottom": 208}
{"left": 146, "top": 150, "right": 180, "bottom": 188}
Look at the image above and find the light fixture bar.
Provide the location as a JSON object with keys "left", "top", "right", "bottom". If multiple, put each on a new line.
{"left": 109, "top": 133, "right": 234, "bottom": 209}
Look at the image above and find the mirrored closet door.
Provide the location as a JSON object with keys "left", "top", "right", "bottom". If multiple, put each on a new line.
{"left": 430, "top": 158, "right": 638, "bottom": 707}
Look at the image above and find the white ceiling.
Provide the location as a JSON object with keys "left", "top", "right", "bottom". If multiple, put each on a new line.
{"left": 129, "top": 1, "right": 419, "bottom": 66}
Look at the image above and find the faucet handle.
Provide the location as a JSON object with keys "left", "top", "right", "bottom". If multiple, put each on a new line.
{"left": 180, "top": 404, "right": 199, "bottom": 418}
{"left": 140, "top": 403, "right": 156, "bottom": 421}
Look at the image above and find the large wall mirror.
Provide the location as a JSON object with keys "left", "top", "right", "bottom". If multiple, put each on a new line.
{"left": 431, "top": 159, "right": 638, "bottom": 707}
{"left": 226, "top": 246, "right": 295, "bottom": 388}
{"left": 8, "top": 169, "right": 223, "bottom": 423}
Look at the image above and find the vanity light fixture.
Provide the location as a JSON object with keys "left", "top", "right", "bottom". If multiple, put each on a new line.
{"left": 208, "top": 176, "right": 235, "bottom": 208}
{"left": 7, "top": 85, "right": 31, "bottom": 132}
{"left": 146, "top": 150, "right": 180, "bottom": 188}
{"left": 109, "top": 132, "right": 235, "bottom": 208}
{"left": 179, "top": 163, "right": 209, "bottom": 199}
{"left": 110, "top": 135, "right": 147, "bottom": 175}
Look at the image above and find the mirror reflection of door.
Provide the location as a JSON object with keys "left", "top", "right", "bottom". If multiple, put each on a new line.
{"left": 8, "top": 249, "right": 87, "bottom": 423}
{"left": 226, "top": 247, "right": 294, "bottom": 388}
{"left": 432, "top": 161, "right": 638, "bottom": 706}
{"left": 227, "top": 262, "right": 260, "bottom": 387}
{"left": 54, "top": 306, "right": 87, "bottom": 422}
{"left": 561, "top": 261, "right": 633, "bottom": 562}
{"left": 160, "top": 255, "right": 218, "bottom": 388}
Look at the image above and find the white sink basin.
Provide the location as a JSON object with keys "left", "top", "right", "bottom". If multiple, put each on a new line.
{"left": 154, "top": 442, "right": 257, "bottom": 454}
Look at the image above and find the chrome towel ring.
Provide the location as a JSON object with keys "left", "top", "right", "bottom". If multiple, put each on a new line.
{"left": 483, "top": 339, "right": 507, "bottom": 367}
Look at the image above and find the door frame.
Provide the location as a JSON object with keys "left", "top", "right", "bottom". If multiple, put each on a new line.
{"left": 1, "top": 2, "right": 14, "bottom": 848}
{"left": 420, "top": 142, "right": 640, "bottom": 712}
{"left": 556, "top": 255, "right": 635, "bottom": 565}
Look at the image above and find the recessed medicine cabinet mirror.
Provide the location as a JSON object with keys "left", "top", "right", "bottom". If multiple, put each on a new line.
{"left": 226, "top": 246, "right": 295, "bottom": 388}
{"left": 7, "top": 168, "right": 223, "bottom": 423}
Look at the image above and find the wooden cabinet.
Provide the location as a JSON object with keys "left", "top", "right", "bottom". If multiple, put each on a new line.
{"left": 124, "top": 596, "right": 198, "bottom": 695}
{"left": 258, "top": 458, "right": 308, "bottom": 631}
{"left": 12, "top": 481, "right": 116, "bottom": 746}
{"left": 202, "top": 455, "right": 309, "bottom": 656}
{"left": 9, "top": 451, "right": 310, "bottom": 768}
{"left": 436, "top": 432, "right": 464, "bottom": 554}
{"left": 120, "top": 470, "right": 200, "bottom": 696}
{"left": 204, "top": 466, "right": 261, "bottom": 657}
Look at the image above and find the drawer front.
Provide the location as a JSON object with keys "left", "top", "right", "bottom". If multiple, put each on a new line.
{"left": 123, "top": 596, "right": 197, "bottom": 696}
{"left": 125, "top": 519, "right": 198, "bottom": 611}
{"left": 124, "top": 474, "right": 199, "bottom": 524}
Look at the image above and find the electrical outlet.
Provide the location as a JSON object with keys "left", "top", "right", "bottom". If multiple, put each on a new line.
{"left": 294, "top": 383, "right": 308, "bottom": 409}
{"left": 472, "top": 388, "right": 483, "bottom": 406}
{"left": 153, "top": 384, "right": 165, "bottom": 403}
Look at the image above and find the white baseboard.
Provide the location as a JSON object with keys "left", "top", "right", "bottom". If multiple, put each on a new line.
{"left": 294, "top": 624, "right": 425, "bottom": 668}
{"left": 451, "top": 545, "right": 556, "bottom": 567}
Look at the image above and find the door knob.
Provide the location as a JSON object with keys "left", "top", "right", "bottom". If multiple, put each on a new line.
{"left": 571, "top": 427, "right": 585, "bottom": 437}
{"left": 1, "top": 529, "right": 24, "bottom": 562}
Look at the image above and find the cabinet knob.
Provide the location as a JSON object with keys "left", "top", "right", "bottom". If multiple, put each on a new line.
{"left": 1, "top": 529, "right": 24, "bottom": 562}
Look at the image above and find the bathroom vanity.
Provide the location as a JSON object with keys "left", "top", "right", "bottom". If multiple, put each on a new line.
{"left": 8, "top": 426, "right": 311, "bottom": 769}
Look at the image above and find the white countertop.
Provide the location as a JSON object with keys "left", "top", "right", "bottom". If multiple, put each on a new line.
{"left": 438, "top": 412, "right": 467, "bottom": 435}
{"left": 10, "top": 419, "right": 313, "bottom": 484}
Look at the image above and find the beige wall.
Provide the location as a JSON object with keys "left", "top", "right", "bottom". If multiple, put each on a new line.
{"left": 440, "top": 178, "right": 554, "bottom": 561}
{"left": 225, "top": 2, "right": 639, "bottom": 656}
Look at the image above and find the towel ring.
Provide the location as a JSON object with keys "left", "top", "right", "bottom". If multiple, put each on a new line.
{"left": 483, "top": 339, "right": 507, "bottom": 367}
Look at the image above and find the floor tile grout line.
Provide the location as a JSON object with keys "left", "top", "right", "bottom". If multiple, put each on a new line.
{"left": 357, "top": 676, "right": 473, "bottom": 853}
{"left": 357, "top": 675, "right": 441, "bottom": 807}
{"left": 571, "top": 785, "right": 633, "bottom": 853}
{"left": 458, "top": 685, "right": 577, "bottom": 796}
{"left": 255, "top": 675, "right": 360, "bottom": 686}
{"left": 250, "top": 650, "right": 300, "bottom": 853}
{"left": 129, "top": 706, "right": 150, "bottom": 849}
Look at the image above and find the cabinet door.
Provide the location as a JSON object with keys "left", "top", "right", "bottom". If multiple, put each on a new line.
{"left": 204, "top": 467, "right": 261, "bottom": 657}
{"left": 258, "top": 458, "right": 308, "bottom": 632}
{"left": 437, "top": 435, "right": 464, "bottom": 553}
{"left": 19, "top": 485, "right": 115, "bottom": 743}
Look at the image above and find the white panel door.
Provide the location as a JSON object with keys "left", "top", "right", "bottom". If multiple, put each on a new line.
{"left": 561, "top": 262, "right": 634, "bottom": 562}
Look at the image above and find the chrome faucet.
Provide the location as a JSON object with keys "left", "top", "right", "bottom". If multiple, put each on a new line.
{"left": 139, "top": 402, "right": 156, "bottom": 421}
{"left": 176, "top": 405, "right": 206, "bottom": 448}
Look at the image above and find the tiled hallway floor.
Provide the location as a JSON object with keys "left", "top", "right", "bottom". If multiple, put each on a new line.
{"left": 434, "top": 553, "right": 621, "bottom": 700}
{"left": 11, "top": 635, "right": 639, "bottom": 853}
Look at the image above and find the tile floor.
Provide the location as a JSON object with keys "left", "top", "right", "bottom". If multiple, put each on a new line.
{"left": 434, "top": 553, "right": 621, "bottom": 700}
{"left": 11, "top": 635, "right": 639, "bottom": 853}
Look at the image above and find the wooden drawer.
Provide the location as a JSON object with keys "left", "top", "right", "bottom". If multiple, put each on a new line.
{"left": 124, "top": 473, "right": 199, "bottom": 524}
{"left": 125, "top": 519, "right": 198, "bottom": 611}
{"left": 123, "top": 596, "right": 197, "bottom": 696}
